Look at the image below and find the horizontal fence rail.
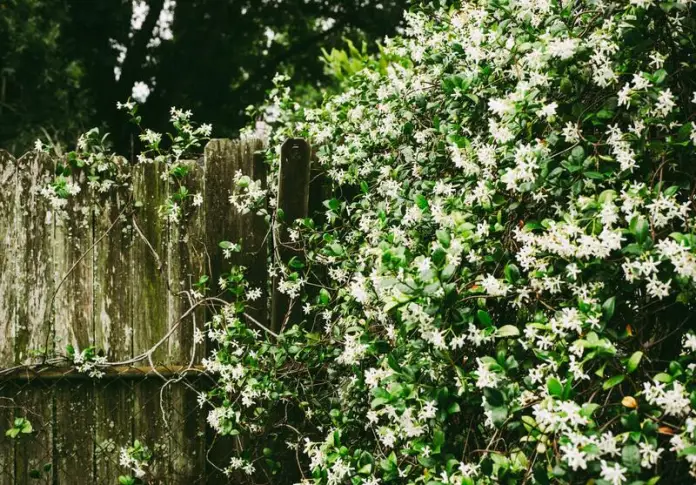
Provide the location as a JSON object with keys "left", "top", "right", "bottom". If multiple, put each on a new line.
{"left": 0, "top": 137, "right": 314, "bottom": 484}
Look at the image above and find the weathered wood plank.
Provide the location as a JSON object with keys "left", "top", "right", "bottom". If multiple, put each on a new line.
{"left": 133, "top": 379, "right": 172, "bottom": 484}
{"left": 54, "top": 382, "right": 95, "bottom": 484}
{"left": 168, "top": 380, "right": 206, "bottom": 484}
{"left": 50, "top": 166, "right": 96, "bottom": 484}
{"left": 132, "top": 161, "right": 169, "bottom": 364}
{"left": 94, "top": 381, "right": 133, "bottom": 485}
{"left": 167, "top": 158, "right": 207, "bottom": 365}
{"left": 93, "top": 158, "right": 132, "bottom": 360}
{"left": 165, "top": 159, "right": 208, "bottom": 483}
{"left": 0, "top": 150, "right": 17, "bottom": 368}
{"left": 204, "top": 138, "right": 268, "bottom": 319}
{"left": 271, "top": 138, "right": 311, "bottom": 334}
{"left": 92, "top": 159, "right": 134, "bottom": 484}
{"left": 53, "top": 169, "right": 94, "bottom": 357}
{"left": 14, "top": 384, "right": 53, "bottom": 485}
{"left": 203, "top": 138, "right": 267, "bottom": 483}
{"left": 14, "top": 152, "right": 55, "bottom": 364}
{"left": 0, "top": 382, "right": 17, "bottom": 485}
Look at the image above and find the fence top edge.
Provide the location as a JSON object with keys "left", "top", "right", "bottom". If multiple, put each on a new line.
{"left": 0, "top": 136, "right": 270, "bottom": 164}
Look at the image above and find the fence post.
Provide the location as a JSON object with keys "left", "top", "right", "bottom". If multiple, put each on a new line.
{"left": 271, "top": 138, "right": 311, "bottom": 334}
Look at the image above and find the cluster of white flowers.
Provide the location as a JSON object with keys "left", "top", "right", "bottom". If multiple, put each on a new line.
{"left": 224, "top": 456, "right": 255, "bottom": 476}
{"left": 73, "top": 348, "right": 107, "bottom": 379}
{"left": 195, "top": 0, "right": 696, "bottom": 483}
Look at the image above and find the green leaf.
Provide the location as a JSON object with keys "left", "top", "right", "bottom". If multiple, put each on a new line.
{"left": 547, "top": 377, "right": 563, "bottom": 398}
{"left": 483, "top": 387, "right": 504, "bottom": 407}
{"left": 653, "top": 69, "right": 667, "bottom": 84}
{"left": 602, "top": 297, "right": 616, "bottom": 322}
{"left": 653, "top": 373, "right": 673, "bottom": 383}
{"left": 433, "top": 429, "right": 445, "bottom": 448}
{"left": 218, "top": 241, "right": 240, "bottom": 251}
{"left": 358, "top": 463, "right": 373, "bottom": 475}
{"left": 503, "top": 263, "right": 520, "bottom": 283}
{"left": 489, "top": 406, "right": 508, "bottom": 427}
{"left": 626, "top": 351, "right": 643, "bottom": 374}
{"left": 602, "top": 374, "right": 625, "bottom": 390}
{"left": 496, "top": 325, "right": 520, "bottom": 338}
{"left": 581, "top": 402, "right": 601, "bottom": 418}
{"left": 583, "top": 171, "right": 604, "bottom": 180}
{"left": 622, "top": 443, "right": 641, "bottom": 473}
{"left": 596, "top": 108, "right": 614, "bottom": 120}
{"left": 678, "top": 446, "right": 696, "bottom": 457}
{"left": 477, "top": 310, "right": 492, "bottom": 327}
{"left": 629, "top": 216, "right": 649, "bottom": 244}
{"left": 436, "top": 229, "right": 451, "bottom": 248}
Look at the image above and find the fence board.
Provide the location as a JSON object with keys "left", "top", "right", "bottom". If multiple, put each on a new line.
{"left": 0, "top": 151, "right": 16, "bottom": 368}
{"left": 271, "top": 138, "right": 311, "bottom": 333}
{"left": 93, "top": 159, "right": 132, "bottom": 360}
{"left": 51, "top": 170, "right": 97, "bottom": 484}
{"left": 203, "top": 138, "right": 268, "bottom": 483}
{"left": 11, "top": 154, "right": 56, "bottom": 485}
{"left": 14, "top": 153, "right": 54, "bottom": 364}
{"left": 94, "top": 381, "right": 134, "bottom": 484}
{"left": 132, "top": 161, "right": 169, "bottom": 364}
{"left": 168, "top": 380, "right": 206, "bottom": 484}
{"left": 167, "top": 158, "right": 206, "bottom": 365}
{"left": 54, "top": 382, "right": 95, "bottom": 484}
{"left": 133, "top": 379, "right": 172, "bottom": 484}
{"left": 92, "top": 160, "right": 134, "bottom": 484}
{"left": 204, "top": 138, "right": 268, "bottom": 325}
{"left": 53, "top": 171, "right": 94, "bottom": 357}
{"left": 0, "top": 382, "right": 17, "bottom": 485}
{"left": 14, "top": 384, "right": 53, "bottom": 485}
{"left": 0, "top": 150, "right": 14, "bottom": 484}
{"left": 166, "top": 159, "right": 208, "bottom": 482}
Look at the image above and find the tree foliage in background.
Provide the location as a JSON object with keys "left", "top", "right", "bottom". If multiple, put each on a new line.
{"left": 0, "top": 0, "right": 410, "bottom": 153}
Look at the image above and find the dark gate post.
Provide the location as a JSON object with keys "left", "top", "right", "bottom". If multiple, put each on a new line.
{"left": 271, "top": 138, "right": 311, "bottom": 334}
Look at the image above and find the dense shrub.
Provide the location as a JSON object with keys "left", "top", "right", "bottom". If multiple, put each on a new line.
{"left": 207, "top": 1, "right": 696, "bottom": 484}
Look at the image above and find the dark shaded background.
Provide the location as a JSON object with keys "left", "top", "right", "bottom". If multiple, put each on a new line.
{"left": 0, "top": 0, "right": 410, "bottom": 153}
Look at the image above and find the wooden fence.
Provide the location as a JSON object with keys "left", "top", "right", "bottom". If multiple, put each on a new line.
{"left": 0, "top": 137, "right": 313, "bottom": 484}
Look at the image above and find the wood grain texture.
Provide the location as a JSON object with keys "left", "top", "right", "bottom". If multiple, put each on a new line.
{"left": 93, "top": 158, "right": 132, "bottom": 360}
{"left": 53, "top": 169, "right": 94, "bottom": 357}
{"left": 94, "top": 381, "right": 133, "bottom": 484}
{"left": 167, "top": 158, "right": 206, "bottom": 366}
{"left": 203, "top": 138, "right": 268, "bottom": 483}
{"left": 0, "top": 382, "right": 16, "bottom": 485}
{"left": 271, "top": 138, "right": 311, "bottom": 334}
{"left": 14, "top": 384, "right": 53, "bottom": 485}
{"left": 92, "top": 158, "right": 134, "bottom": 484}
{"left": 168, "top": 380, "right": 206, "bottom": 484}
{"left": 54, "top": 382, "right": 95, "bottom": 484}
{"left": 133, "top": 379, "right": 172, "bottom": 485}
{"left": 131, "top": 161, "right": 169, "bottom": 364}
{"left": 204, "top": 138, "right": 268, "bottom": 328}
{"left": 0, "top": 137, "right": 312, "bottom": 484}
{"left": 14, "top": 153, "right": 55, "bottom": 364}
{"left": 0, "top": 151, "right": 17, "bottom": 368}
